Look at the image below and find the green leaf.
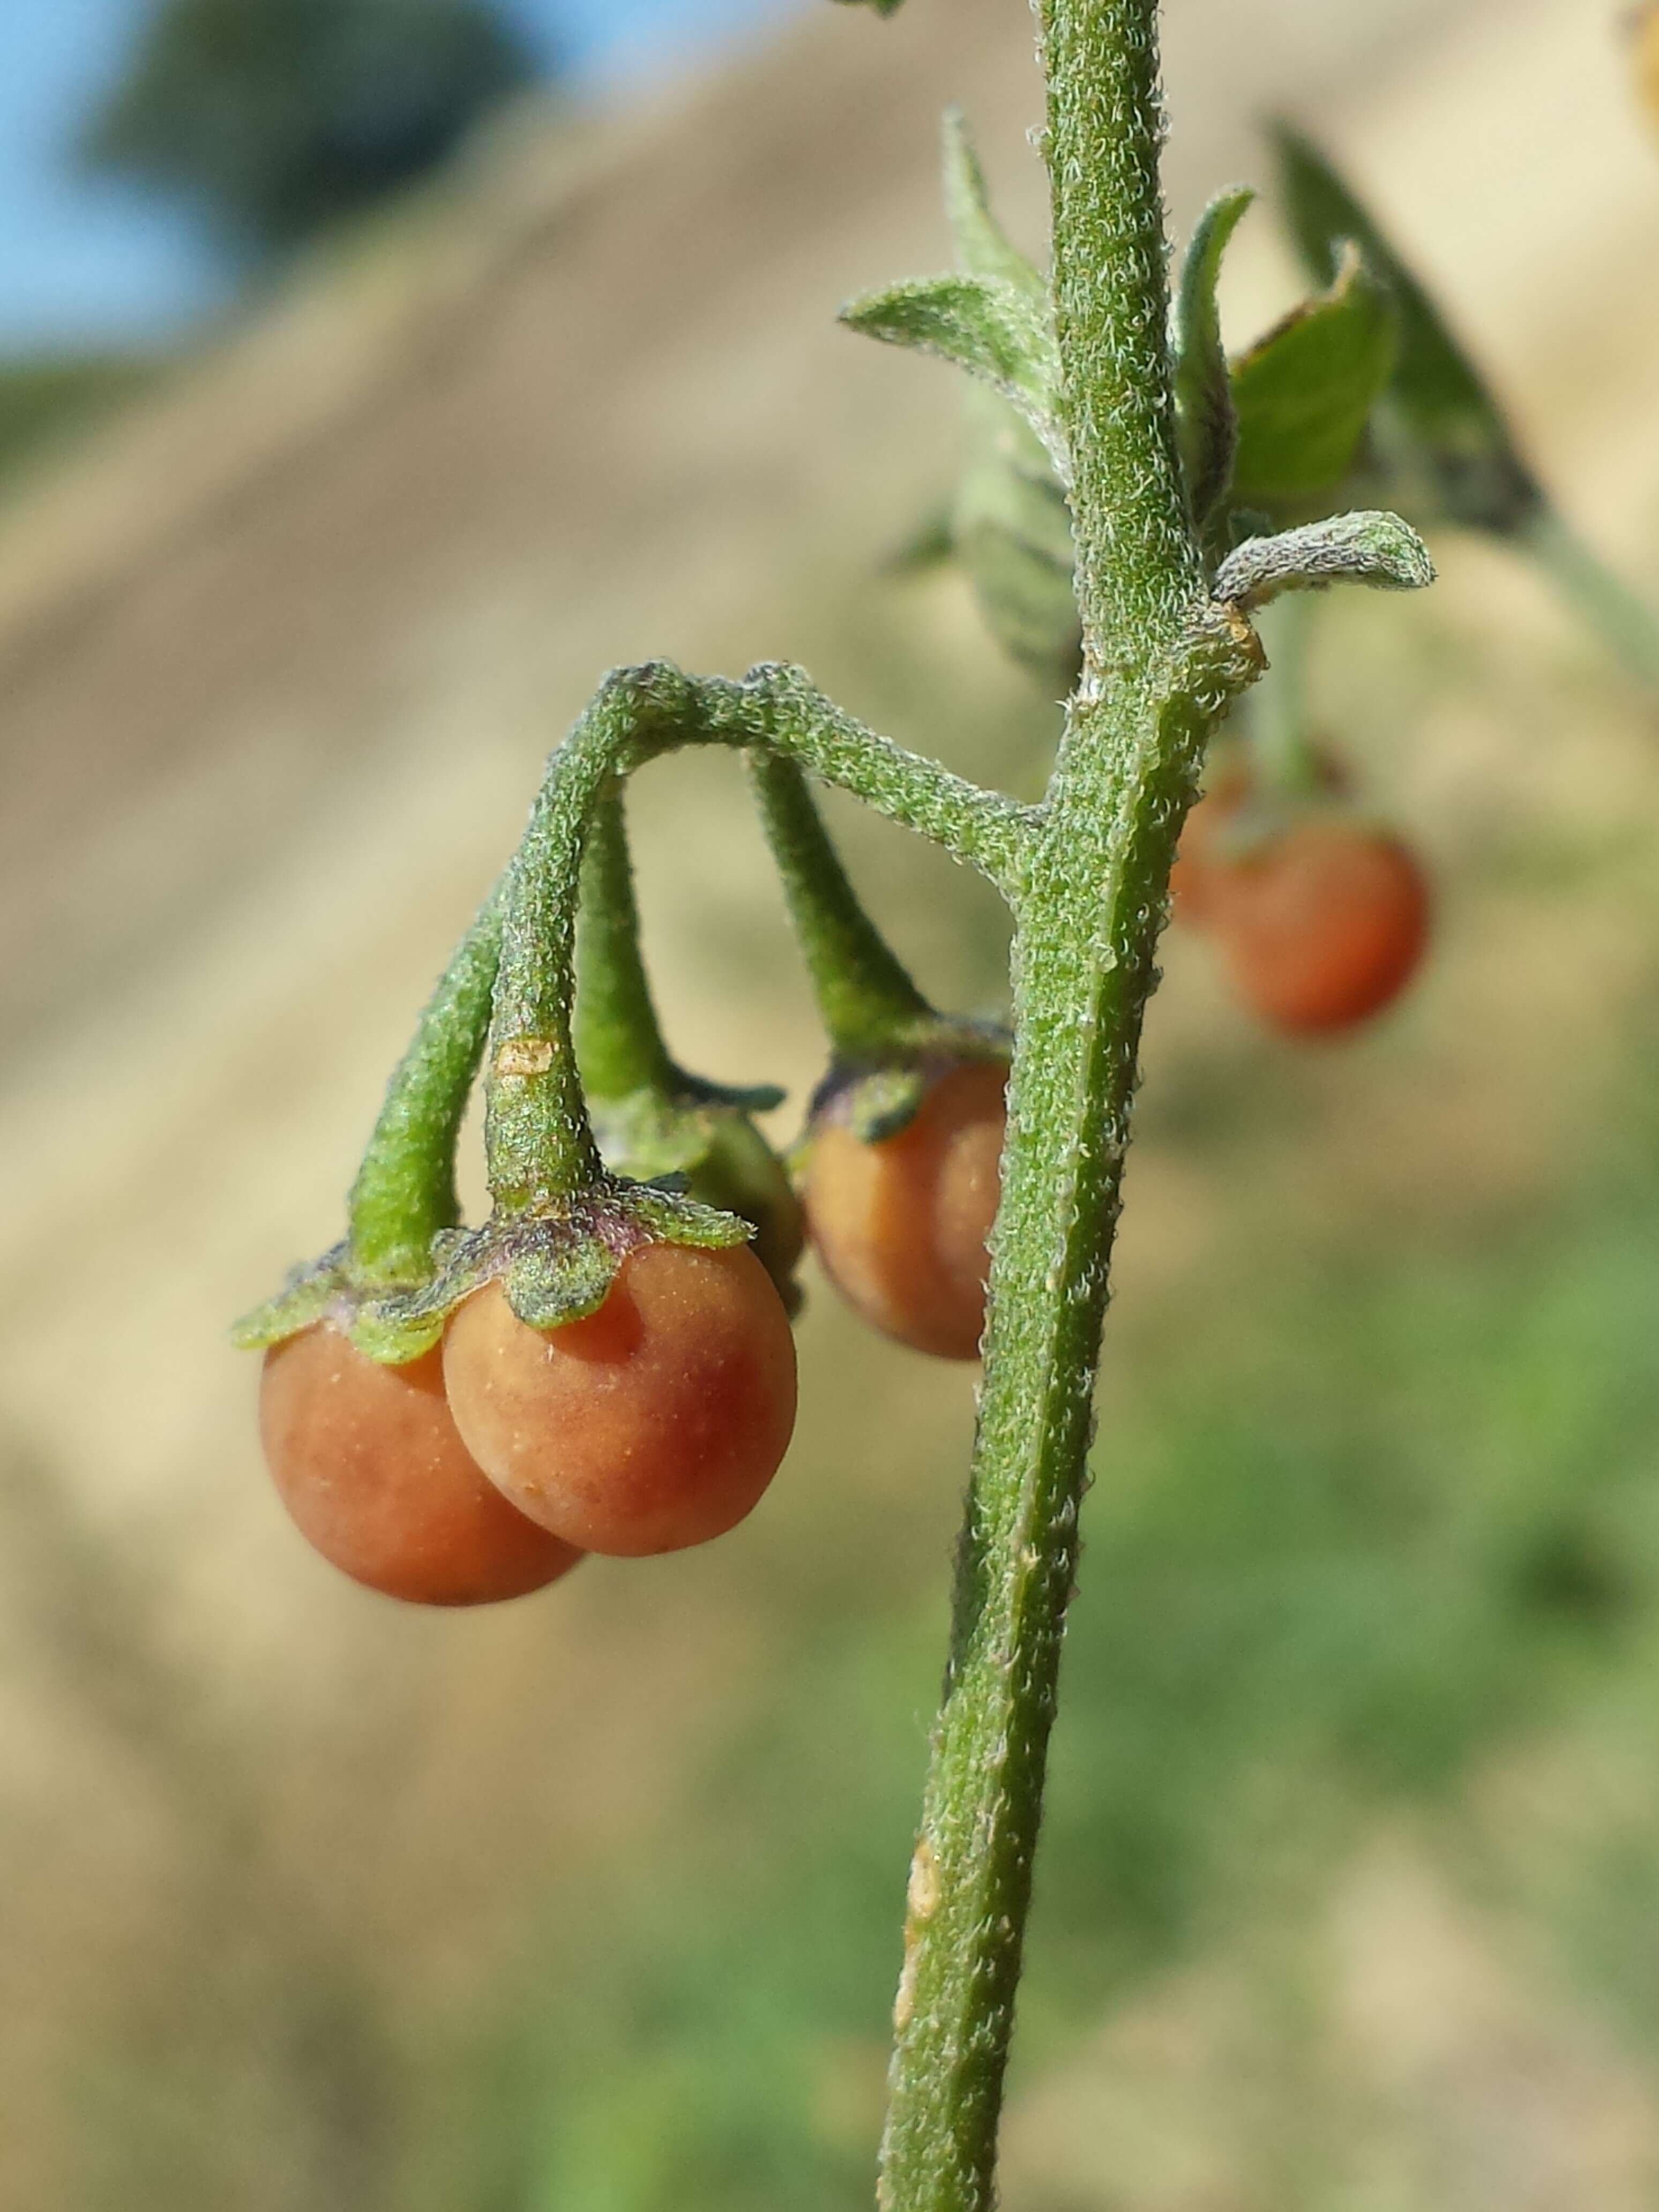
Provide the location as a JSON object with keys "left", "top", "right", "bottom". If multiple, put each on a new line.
{"left": 1229, "top": 243, "right": 1398, "bottom": 509}
{"left": 840, "top": 272, "right": 1063, "bottom": 466}
{"left": 941, "top": 109, "right": 1045, "bottom": 302}
{"left": 1214, "top": 509, "right": 1434, "bottom": 611}
{"left": 1171, "top": 185, "right": 1254, "bottom": 528}
{"left": 831, "top": 0, "right": 904, "bottom": 12}
{"left": 1271, "top": 124, "right": 1540, "bottom": 532}
{"left": 952, "top": 386, "right": 1080, "bottom": 690}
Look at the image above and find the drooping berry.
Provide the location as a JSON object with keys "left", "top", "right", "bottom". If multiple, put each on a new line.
{"left": 802, "top": 1057, "right": 1007, "bottom": 1360}
{"left": 260, "top": 1326, "right": 581, "bottom": 1605}
{"left": 443, "top": 1241, "right": 798, "bottom": 1557}
{"left": 1208, "top": 820, "right": 1430, "bottom": 1034}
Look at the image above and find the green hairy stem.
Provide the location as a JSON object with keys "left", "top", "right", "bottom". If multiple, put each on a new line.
{"left": 482, "top": 662, "right": 1031, "bottom": 1213}
{"left": 315, "top": 2, "right": 1437, "bottom": 2196}
{"left": 746, "top": 749, "right": 934, "bottom": 1057}
{"left": 572, "top": 783, "right": 679, "bottom": 1103}
{"left": 346, "top": 885, "right": 504, "bottom": 1286}
{"left": 873, "top": 4, "right": 1260, "bottom": 2206}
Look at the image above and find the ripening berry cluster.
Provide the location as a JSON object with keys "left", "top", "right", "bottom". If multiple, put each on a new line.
{"left": 258, "top": 1053, "right": 1011, "bottom": 1606}
{"left": 257, "top": 757, "right": 1429, "bottom": 1610}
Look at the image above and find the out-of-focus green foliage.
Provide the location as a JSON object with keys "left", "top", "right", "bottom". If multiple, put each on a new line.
{"left": 0, "top": 356, "right": 161, "bottom": 480}
{"left": 1272, "top": 125, "right": 1542, "bottom": 534}
{"left": 497, "top": 1140, "right": 1659, "bottom": 2211}
{"left": 83, "top": 0, "right": 544, "bottom": 256}
{"left": 1229, "top": 243, "right": 1398, "bottom": 511}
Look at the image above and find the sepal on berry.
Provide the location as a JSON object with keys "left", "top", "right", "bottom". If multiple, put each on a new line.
{"left": 231, "top": 1242, "right": 358, "bottom": 1352}
{"left": 805, "top": 1021, "right": 1010, "bottom": 1147}
{"left": 354, "top": 1178, "right": 753, "bottom": 1362}
{"left": 591, "top": 1087, "right": 805, "bottom": 1312}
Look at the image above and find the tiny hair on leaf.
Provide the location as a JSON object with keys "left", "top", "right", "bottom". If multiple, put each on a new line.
{"left": 1214, "top": 509, "right": 1434, "bottom": 611}
{"left": 840, "top": 271, "right": 1066, "bottom": 476}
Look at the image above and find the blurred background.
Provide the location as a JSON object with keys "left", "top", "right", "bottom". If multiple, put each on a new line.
{"left": 4, "top": 0, "right": 1659, "bottom": 2204}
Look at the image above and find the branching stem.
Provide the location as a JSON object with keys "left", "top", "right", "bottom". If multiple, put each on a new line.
{"left": 483, "top": 662, "right": 1030, "bottom": 1213}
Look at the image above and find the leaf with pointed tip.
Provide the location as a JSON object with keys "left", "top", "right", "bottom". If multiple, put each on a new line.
{"left": 1214, "top": 509, "right": 1434, "bottom": 611}
{"left": 1271, "top": 124, "right": 1540, "bottom": 532}
{"left": 941, "top": 109, "right": 1044, "bottom": 301}
{"left": 1229, "top": 243, "right": 1398, "bottom": 510}
{"left": 840, "top": 272, "right": 1064, "bottom": 468}
{"left": 1172, "top": 185, "right": 1254, "bottom": 528}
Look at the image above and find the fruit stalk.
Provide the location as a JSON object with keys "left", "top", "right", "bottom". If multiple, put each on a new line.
{"left": 346, "top": 885, "right": 504, "bottom": 1287}
{"left": 873, "top": 4, "right": 1261, "bottom": 2205}
{"left": 571, "top": 782, "right": 681, "bottom": 1102}
{"left": 746, "top": 748, "right": 933, "bottom": 1056}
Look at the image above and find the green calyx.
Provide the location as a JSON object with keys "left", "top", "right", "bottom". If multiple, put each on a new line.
{"left": 233, "top": 1180, "right": 751, "bottom": 1365}
{"left": 804, "top": 1022, "right": 1011, "bottom": 1148}
{"left": 347, "top": 1178, "right": 752, "bottom": 1363}
{"left": 589, "top": 1088, "right": 804, "bottom": 1313}
{"left": 231, "top": 1240, "right": 360, "bottom": 1353}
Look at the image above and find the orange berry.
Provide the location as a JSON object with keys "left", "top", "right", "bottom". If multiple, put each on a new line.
{"left": 1208, "top": 821, "right": 1430, "bottom": 1034}
{"left": 442, "top": 1242, "right": 797, "bottom": 1557}
{"left": 802, "top": 1058, "right": 1006, "bottom": 1361}
{"left": 1169, "top": 773, "right": 1247, "bottom": 926}
{"left": 260, "top": 1326, "right": 581, "bottom": 1605}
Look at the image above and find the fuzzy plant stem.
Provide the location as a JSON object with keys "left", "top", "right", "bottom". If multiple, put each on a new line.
{"left": 485, "top": 662, "right": 1029, "bottom": 1213}
{"left": 572, "top": 782, "right": 679, "bottom": 1102}
{"left": 873, "top": 5, "right": 1260, "bottom": 2207}
{"left": 345, "top": 883, "right": 504, "bottom": 1287}
{"left": 746, "top": 748, "right": 934, "bottom": 1056}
